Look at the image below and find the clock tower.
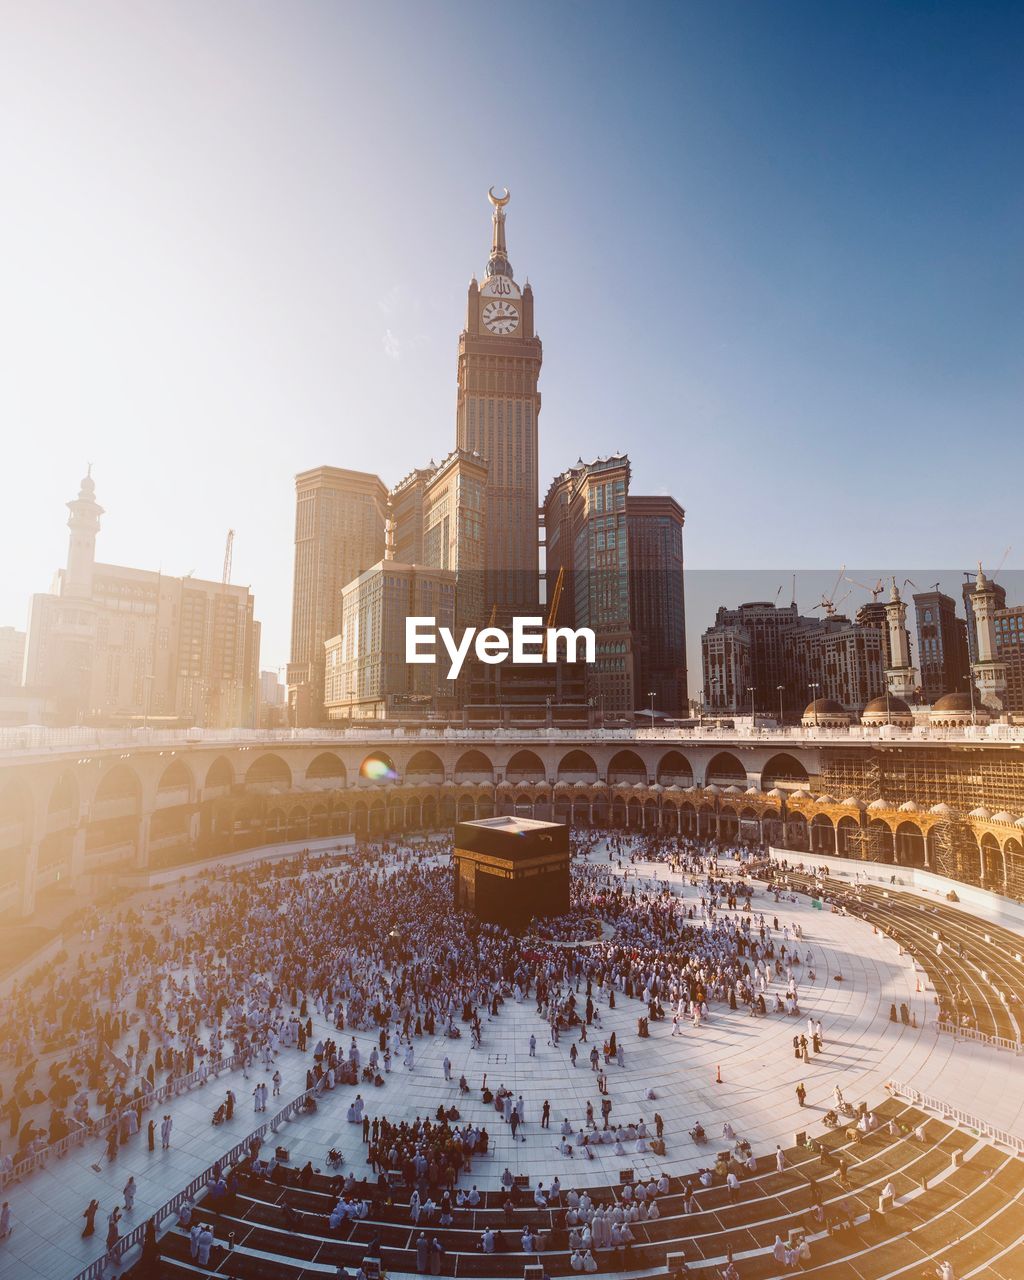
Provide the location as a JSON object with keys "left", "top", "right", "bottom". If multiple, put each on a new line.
{"left": 456, "top": 188, "right": 542, "bottom": 614}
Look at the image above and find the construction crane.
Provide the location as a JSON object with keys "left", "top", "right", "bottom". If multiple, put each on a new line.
{"left": 845, "top": 575, "right": 885, "bottom": 602}
{"left": 546, "top": 566, "right": 565, "bottom": 629}
{"left": 812, "top": 565, "right": 848, "bottom": 617}
{"left": 222, "top": 529, "right": 235, "bottom": 585}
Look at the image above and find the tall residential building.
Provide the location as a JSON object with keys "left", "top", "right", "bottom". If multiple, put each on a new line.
{"left": 287, "top": 466, "right": 388, "bottom": 725}
{"left": 544, "top": 455, "right": 634, "bottom": 715}
{"left": 784, "top": 616, "right": 885, "bottom": 712}
{"left": 701, "top": 623, "right": 751, "bottom": 715}
{"left": 422, "top": 449, "right": 488, "bottom": 632}
{"left": 455, "top": 190, "right": 542, "bottom": 615}
{"left": 324, "top": 562, "right": 456, "bottom": 720}
{"left": 23, "top": 472, "right": 260, "bottom": 727}
{"left": 855, "top": 600, "right": 893, "bottom": 670}
{"left": 0, "top": 628, "right": 25, "bottom": 691}
{"left": 700, "top": 600, "right": 885, "bottom": 717}
{"left": 913, "top": 590, "right": 970, "bottom": 702}
{"left": 626, "top": 496, "right": 687, "bottom": 717}
{"left": 389, "top": 465, "right": 436, "bottom": 565}
{"left": 701, "top": 601, "right": 808, "bottom": 717}
{"left": 994, "top": 603, "right": 1024, "bottom": 713}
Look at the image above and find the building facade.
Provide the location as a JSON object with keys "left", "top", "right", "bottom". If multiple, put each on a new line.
{"left": 0, "top": 628, "right": 25, "bottom": 691}
{"left": 455, "top": 190, "right": 542, "bottom": 615}
{"left": 627, "top": 495, "right": 687, "bottom": 718}
{"left": 287, "top": 467, "right": 388, "bottom": 725}
{"left": 702, "top": 600, "right": 886, "bottom": 718}
{"left": 23, "top": 472, "right": 260, "bottom": 728}
{"left": 544, "top": 455, "right": 635, "bottom": 716}
{"left": 422, "top": 449, "right": 488, "bottom": 633}
{"left": 323, "top": 562, "right": 456, "bottom": 720}
{"left": 994, "top": 603, "right": 1024, "bottom": 713}
{"left": 913, "top": 590, "right": 970, "bottom": 704}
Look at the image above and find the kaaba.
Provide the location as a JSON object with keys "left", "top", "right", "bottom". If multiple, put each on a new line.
{"left": 454, "top": 816, "right": 570, "bottom": 929}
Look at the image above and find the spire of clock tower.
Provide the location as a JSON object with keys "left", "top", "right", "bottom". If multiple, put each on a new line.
{"left": 486, "top": 186, "right": 513, "bottom": 279}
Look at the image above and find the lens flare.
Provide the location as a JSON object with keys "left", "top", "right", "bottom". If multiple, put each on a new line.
{"left": 360, "top": 756, "right": 397, "bottom": 783}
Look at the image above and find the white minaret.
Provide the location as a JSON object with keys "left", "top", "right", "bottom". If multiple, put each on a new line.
{"left": 970, "top": 563, "right": 1007, "bottom": 712}
{"left": 64, "top": 467, "right": 103, "bottom": 599}
{"left": 884, "top": 579, "right": 918, "bottom": 700}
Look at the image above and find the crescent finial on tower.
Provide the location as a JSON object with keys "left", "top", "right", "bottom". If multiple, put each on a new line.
{"left": 486, "top": 186, "right": 513, "bottom": 279}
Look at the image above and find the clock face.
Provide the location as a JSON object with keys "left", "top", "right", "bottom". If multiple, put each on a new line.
{"left": 482, "top": 299, "right": 519, "bottom": 335}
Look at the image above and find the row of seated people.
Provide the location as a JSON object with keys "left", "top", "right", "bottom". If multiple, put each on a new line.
{"left": 126, "top": 1094, "right": 1024, "bottom": 1278}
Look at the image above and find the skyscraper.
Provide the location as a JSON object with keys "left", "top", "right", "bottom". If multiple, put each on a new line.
{"left": 627, "top": 495, "right": 687, "bottom": 718}
{"left": 455, "top": 190, "right": 542, "bottom": 615}
{"left": 913, "top": 589, "right": 969, "bottom": 703}
{"left": 422, "top": 448, "right": 488, "bottom": 633}
{"left": 543, "top": 455, "right": 634, "bottom": 715}
{"left": 287, "top": 466, "right": 388, "bottom": 725}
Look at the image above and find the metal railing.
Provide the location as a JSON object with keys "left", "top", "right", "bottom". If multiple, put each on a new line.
{"left": 70, "top": 1073, "right": 327, "bottom": 1280}
{"left": 0, "top": 1052, "right": 244, "bottom": 1193}
{"left": 2, "top": 720, "right": 1020, "bottom": 759}
{"left": 886, "top": 1080, "right": 1024, "bottom": 1155}
{"left": 936, "top": 1020, "right": 1023, "bottom": 1054}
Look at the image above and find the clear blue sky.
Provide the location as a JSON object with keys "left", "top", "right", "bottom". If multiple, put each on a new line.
{"left": 2, "top": 0, "right": 1021, "bottom": 673}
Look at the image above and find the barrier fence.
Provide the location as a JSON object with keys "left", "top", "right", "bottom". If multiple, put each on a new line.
{"left": 0, "top": 1051, "right": 244, "bottom": 1193}
{"left": 936, "top": 1020, "right": 1023, "bottom": 1054}
{"left": 887, "top": 1080, "right": 1024, "bottom": 1156}
{"left": 70, "top": 1074, "right": 327, "bottom": 1280}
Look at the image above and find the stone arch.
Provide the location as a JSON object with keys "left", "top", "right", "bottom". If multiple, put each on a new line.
{"left": 246, "top": 753, "right": 292, "bottom": 790}
{"left": 309, "top": 803, "right": 329, "bottom": 838}
{"left": 607, "top": 749, "right": 647, "bottom": 785}
{"left": 656, "top": 750, "right": 693, "bottom": 786}
{"left": 368, "top": 798, "right": 387, "bottom": 834}
{"left": 359, "top": 752, "right": 398, "bottom": 784}
{"left": 719, "top": 804, "right": 739, "bottom": 842}
{"left": 457, "top": 794, "right": 476, "bottom": 821}
{"left": 980, "top": 832, "right": 1004, "bottom": 890}
{"left": 157, "top": 758, "right": 193, "bottom": 795}
{"left": 440, "top": 795, "right": 457, "bottom": 824}
{"left": 1004, "top": 837, "right": 1024, "bottom": 898}
{"left": 760, "top": 753, "right": 809, "bottom": 789}
{"left": 810, "top": 813, "right": 835, "bottom": 855}
{"left": 506, "top": 750, "right": 545, "bottom": 783}
{"left": 785, "top": 810, "right": 809, "bottom": 851}
{"left": 94, "top": 763, "right": 142, "bottom": 806}
{"left": 422, "top": 796, "right": 438, "bottom": 829}
{"left": 557, "top": 750, "right": 598, "bottom": 783}
{"left": 405, "top": 750, "right": 445, "bottom": 783}
{"left": 705, "top": 751, "right": 746, "bottom": 786}
{"left": 454, "top": 750, "right": 494, "bottom": 784}
{"left": 868, "top": 818, "right": 895, "bottom": 863}
{"left": 837, "top": 814, "right": 861, "bottom": 856}
{"left": 896, "top": 821, "right": 926, "bottom": 868}
{"left": 287, "top": 804, "right": 309, "bottom": 838}
{"left": 305, "top": 752, "right": 347, "bottom": 784}
{"left": 204, "top": 755, "right": 234, "bottom": 790}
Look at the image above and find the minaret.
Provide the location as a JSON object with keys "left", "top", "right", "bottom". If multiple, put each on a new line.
{"left": 884, "top": 579, "right": 919, "bottom": 700}
{"left": 64, "top": 466, "right": 103, "bottom": 599}
{"left": 970, "top": 563, "right": 1007, "bottom": 711}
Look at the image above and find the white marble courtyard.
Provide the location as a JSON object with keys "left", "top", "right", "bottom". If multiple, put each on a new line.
{"left": 1, "top": 844, "right": 1022, "bottom": 1280}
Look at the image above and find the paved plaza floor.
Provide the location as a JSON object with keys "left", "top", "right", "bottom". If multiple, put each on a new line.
{"left": 1, "top": 845, "right": 1022, "bottom": 1280}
